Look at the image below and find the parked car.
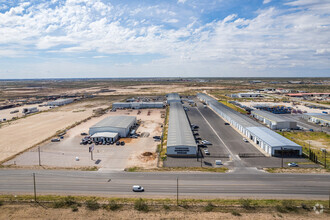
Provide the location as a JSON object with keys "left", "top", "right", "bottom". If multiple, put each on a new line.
{"left": 215, "top": 160, "right": 222, "bottom": 165}
{"left": 224, "top": 123, "right": 230, "bottom": 125}
{"left": 243, "top": 138, "right": 248, "bottom": 142}
{"left": 202, "top": 140, "right": 212, "bottom": 145}
{"left": 51, "top": 138, "right": 60, "bottom": 142}
{"left": 60, "top": 136, "right": 64, "bottom": 139}
{"left": 288, "top": 162, "right": 298, "bottom": 167}
{"left": 116, "top": 141, "right": 120, "bottom": 146}
{"left": 121, "top": 141, "right": 125, "bottom": 146}
{"left": 107, "top": 142, "right": 110, "bottom": 145}
{"left": 110, "top": 142, "right": 114, "bottom": 145}
{"left": 203, "top": 149, "right": 210, "bottom": 155}
{"left": 132, "top": 185, "right": 144, "bottom": 192}
{"left": 81, "top": 132, "right": 88, "bottom": 136}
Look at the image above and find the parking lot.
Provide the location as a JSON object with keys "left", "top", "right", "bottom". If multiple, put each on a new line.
{"left": 4, "top": 108, "right": 164, "bottom": 171}
{"left": 165, "top": 98, "right": 319, "bottom": 169}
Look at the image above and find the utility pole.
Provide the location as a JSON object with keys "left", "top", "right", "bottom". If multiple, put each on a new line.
{"left": 33, "top": 173, "right": 37, "bottom": 202}
{"left": 38, "top": 146, "right": 41, "bottom": 166}
{"left": 176, "top": 177, "right": 179, "bottom": 206}
{"left": 281, "top": 147, "right": 284, "bottom": 168}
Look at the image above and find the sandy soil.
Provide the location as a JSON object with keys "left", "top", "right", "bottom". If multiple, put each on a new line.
{"left": 0, "top": 204, "right": 327, "bottom": 220}
{"left": 0, "top": 101, "right": 110, "bottom": 163}
{"left": 3, "top": 108, "right": 164, "bottom": 170}
{"left": 304, "top": 140, "right": 329, "bottom": 151}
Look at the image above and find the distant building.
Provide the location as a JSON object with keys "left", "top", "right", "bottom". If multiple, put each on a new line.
{"left": 166, "top": 93, "right": 181, "bottom": 104}
{"left": 112, "top": 102, "right": 164, "bottom": 109}
{"left": 302, "top": 113, "right": 330, "bottom": 127}
{"left": 287, "top": 93, "right": 330, "bottom": 98}
{"left": 251, "top": 110, "right": 298, "bottom": 130}
{"left": 22, "top": 107, "right": 39, "bottom": 115}
{"left": 47, "top": 98, "right": 74, "bottom": 106}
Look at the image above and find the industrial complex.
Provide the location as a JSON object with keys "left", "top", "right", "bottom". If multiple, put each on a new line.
{"left": 197, "top": 93, "right": 302, "bottom": 157}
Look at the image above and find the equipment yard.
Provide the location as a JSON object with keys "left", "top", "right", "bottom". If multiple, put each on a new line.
{"left": 3, "top": 108, "right": 164, "bottom": 171}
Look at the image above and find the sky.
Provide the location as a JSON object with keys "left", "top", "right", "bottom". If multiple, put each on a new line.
{"left": 0, "top": 0, "right": 329, "bottom": 79}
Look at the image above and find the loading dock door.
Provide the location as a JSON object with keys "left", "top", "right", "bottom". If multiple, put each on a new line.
{"left": 274, "top": 149, "right": 300, "bottom": 157}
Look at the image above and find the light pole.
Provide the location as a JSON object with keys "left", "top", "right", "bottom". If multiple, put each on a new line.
{"left": 321, "top": 148, "right": 327, "bottom": 168}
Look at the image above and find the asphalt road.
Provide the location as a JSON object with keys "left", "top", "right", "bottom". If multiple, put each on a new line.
{"left": 0, "top": 170, "right": 329, "bottom": 199}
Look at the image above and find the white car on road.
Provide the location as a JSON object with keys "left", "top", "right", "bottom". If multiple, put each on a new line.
{"left": 201, "top": 140, "right": 212, "bottom": 145}
{"left": 132, "top": 185, "right": 144, "bottom": 192}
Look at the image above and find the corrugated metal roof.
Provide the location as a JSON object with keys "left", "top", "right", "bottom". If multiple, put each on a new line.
{"left": 91, "top": 116, "right": 136, "bottom": 129}
{"left": 166, "top": 93, "right": 181, "bottom": 103}
{"left": 167, "top": 102, "right": 197, "bottom": 148}
{"left": 91, "top": 132, "right": 118, "bottom": 138}
{"left": 251, "top": 110, "right": 289, "bottom": 123}
{"left": 305, "top": 113, "right": 330, "bottom": 122}
{"left": 246, "top": 127, "right": 301, "bottom": 148}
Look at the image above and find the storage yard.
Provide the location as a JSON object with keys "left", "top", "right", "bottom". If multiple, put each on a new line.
{"left": 4, "top": 108, "right": 163, "bottom": 170}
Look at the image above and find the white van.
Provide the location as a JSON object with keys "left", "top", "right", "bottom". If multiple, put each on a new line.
{"left": 132, "top": 185, "right": 144, "bottom": 192}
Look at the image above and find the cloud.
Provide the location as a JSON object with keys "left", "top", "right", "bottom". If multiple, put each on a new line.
{"left": 0, "top": 0, "right": 329, "bottom": 77}
{"left": 177, "top": 0, "right": 187, "bottom": 4}
{"left": 263, "top": 0, "right": 272, "bottom": 4}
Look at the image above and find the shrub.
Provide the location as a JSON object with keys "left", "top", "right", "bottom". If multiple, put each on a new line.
{"left": 85, "top": 199, "right": 100, "bottom": 211}
{"left": 108, "top": 200, "right": 121, "bottom": 211}
{"left": 301, "top": 203, "right": 310, "bottom": 211}
{"left": 231, "top": 211, "right": 241, "bottom": 216}
{"left": 134, "top": 198, "right": 149, "bottom": 212}
{"left": 180, "top": 200, "right": 189, "bottom": 209}
{"left": 276, "top": 205, "right": 288, "bottom": 213}
{"left": 53, "top": 196, "right": 78, "bottom": 209}
{"left": 204, "top": 202, "right": 215, "bottom": 212}
{"left": 0, "top": 200, "right": 3, "bottom": 206}
{"left": 281, "top": 200, "right": 297, "bottom": 212}
{"left": 71, "top": 205, "right": 79, "bottom": 212}
{"left": 163, "top": 204, "right": 170, "bottom": 210}
{"left": 240, "top": 199, "right": 254, "bottom": 210}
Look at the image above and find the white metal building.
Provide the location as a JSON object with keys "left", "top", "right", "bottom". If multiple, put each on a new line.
{"left": 251, "top": 110, "right": 298, "bottom": 130}
{"left": 112, "top": 102, "right": 164, "bottom": 109}
{"left": 47, "top": 98, "right": 74, "bottom": 106}
{"left": 89, "top": 116, "right": 137, "bottom": 137}
{"left": 197, "top": 93, "right": 302, "bottom": 157}
{"left": 166, "top": 93, "right": 181, "bottom": 104}
{"left": 91, "top": 132, "right": 119, "bottom": 142}
{"left": 302, "top": 113, "right": 330, "bottom": 127}
{"left": 167, "top": 102, "right": 197, "bottom": 156}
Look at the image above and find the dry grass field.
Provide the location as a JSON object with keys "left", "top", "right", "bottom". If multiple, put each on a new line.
{"left": 0, "top": 100, "right": 111, "bottom": 164}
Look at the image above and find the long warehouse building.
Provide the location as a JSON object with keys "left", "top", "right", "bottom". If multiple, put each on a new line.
{"left": 166, "top": 93, "right": 181, "bottom": 104}
{"left": 112, "top": 102, "right": 164, "bottom": 109}
{"left": 167, "top": 102, "right": 197, "bottom": 156}
{"left": 47, "top": 98, "right": 74, "bottom": 106}
{"left": 197, "top": 93, "right": 302, "bottom": 157}
{"left": 302, "top": 113, "right": 330, "bottom": 127}
{"left": 251, "top": 109, "right": 298, "bottom": 130}
{"left": 89, "top": 116, "right": 137, "bottom": 138}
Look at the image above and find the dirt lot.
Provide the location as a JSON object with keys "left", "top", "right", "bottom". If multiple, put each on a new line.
{"left": 0, "top": 102, "right": 50, "bottom": 121}
{"left": 0, "top": 204, "right": 327, "bottom": 220}
{"left": 0, "top": 100, "right": 110, "bottom": 164}
{"left": 4, "top": 108, "right": 164, "bottom": 171}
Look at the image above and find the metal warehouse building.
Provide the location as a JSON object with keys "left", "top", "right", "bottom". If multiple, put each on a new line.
{"left": 197, "top": 93, "right": 302, "bottom": 157}
{"left": 47, "top": 98, "right": 74, "bottom": 106}
{"left": 302, "top": 113, "right": 330, "bottom": 127}
{"left": 112, "top": 102, "right": 164, "bottom": 109}
{"left": 166, "top": 93, "right": 181, "bottom": 104}
{"left": 167, "top": 102, "right": 197, "bottom": 156}
{"left": 251, "top": 110, "right": 297, "bottom": 130}
{"left": 89, "top": 116, "right": 137, "bottom": 138}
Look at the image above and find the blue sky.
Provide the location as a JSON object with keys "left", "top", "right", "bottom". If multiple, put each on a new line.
{"left": 0, "top": 0, "right": 329, "bottom": 78}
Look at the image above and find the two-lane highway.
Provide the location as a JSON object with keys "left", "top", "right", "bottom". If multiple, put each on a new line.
{"left": 0, "top": 170, "right": 329, "bottom": 199}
